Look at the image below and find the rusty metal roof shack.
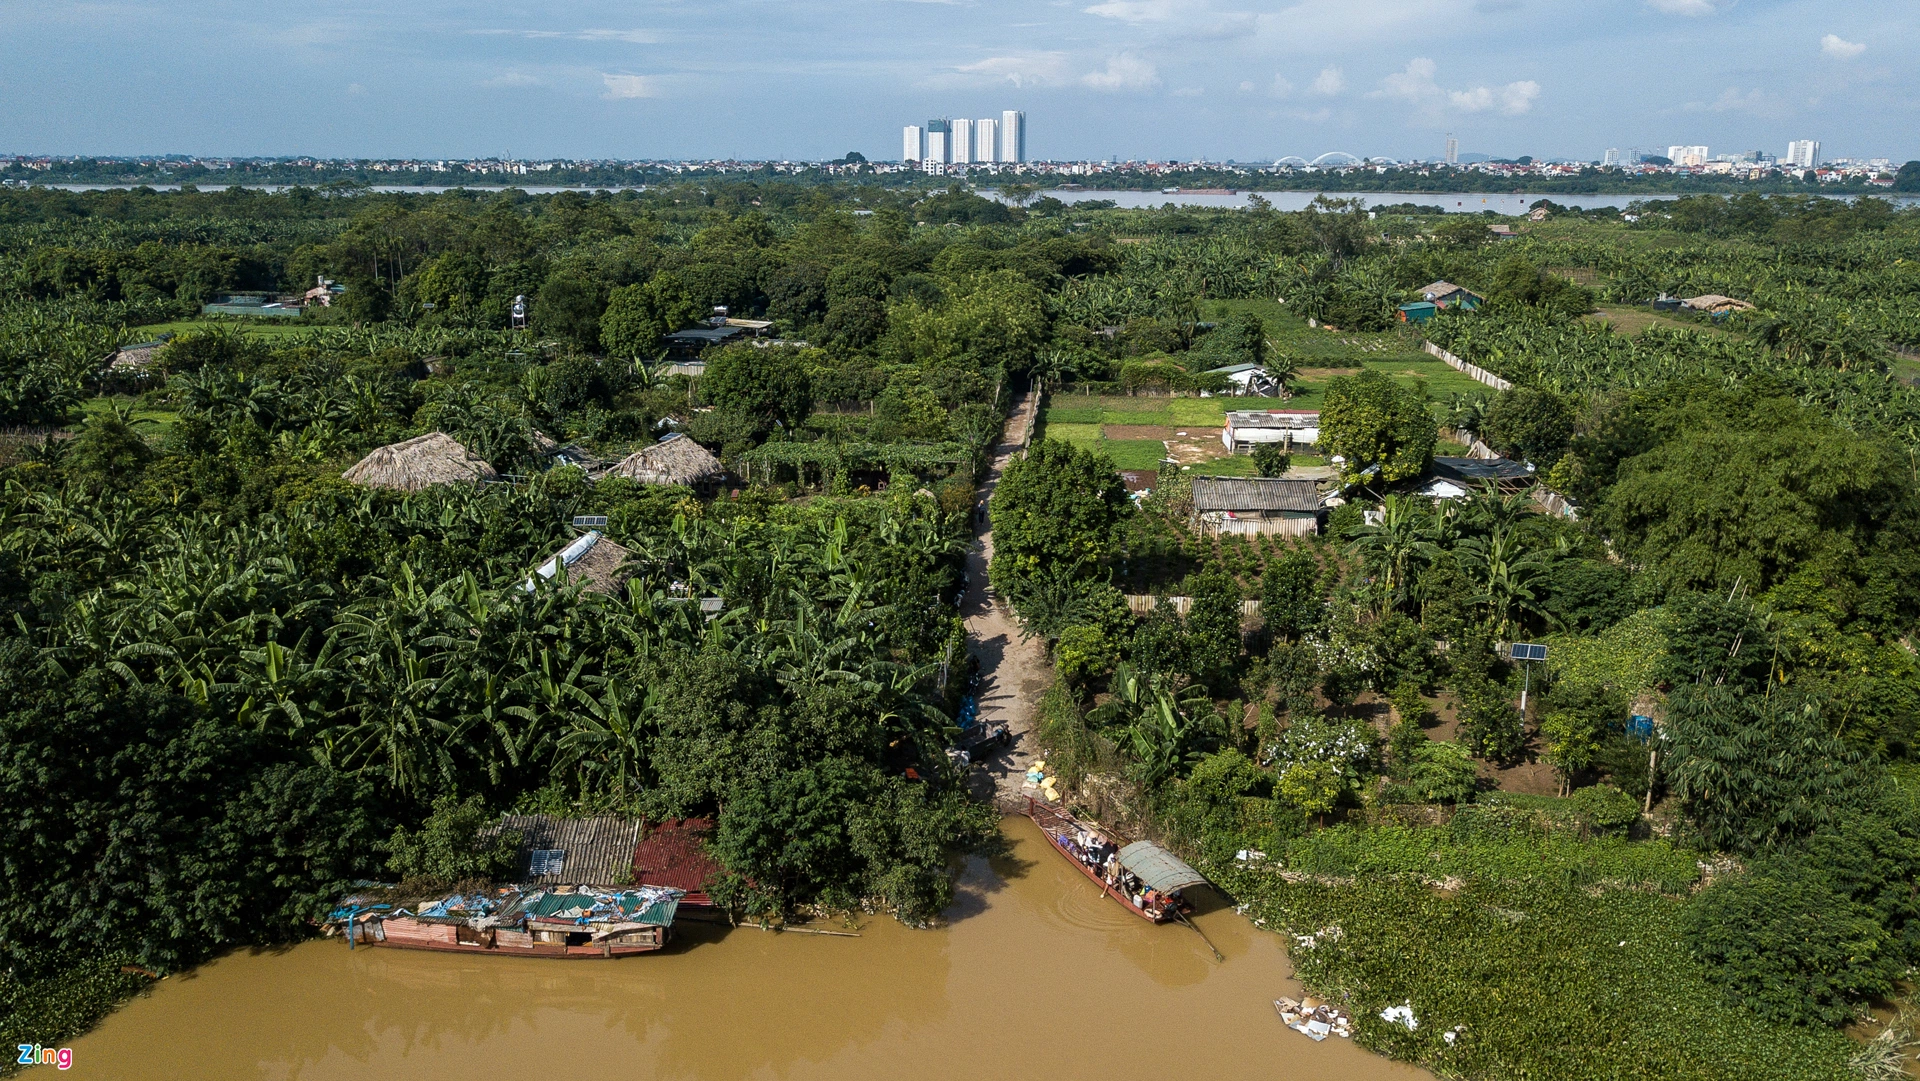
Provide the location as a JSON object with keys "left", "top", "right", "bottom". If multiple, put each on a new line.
{"left": 494, "top": 815, "right": 644, "bottom": 886}
{"left": 1191, "top": 477, "right": 1321, "bottom": 513}
{"left": 632, "top": 818, "right": 724, "bottom": 906}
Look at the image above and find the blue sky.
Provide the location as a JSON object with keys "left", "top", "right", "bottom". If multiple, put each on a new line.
{"left": 2, "top": 0, "right": 1914, "bottom": 162}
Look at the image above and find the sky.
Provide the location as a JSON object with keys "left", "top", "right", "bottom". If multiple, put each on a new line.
{"left": 1, "top": 0, "right": 1915, "bottom": 164}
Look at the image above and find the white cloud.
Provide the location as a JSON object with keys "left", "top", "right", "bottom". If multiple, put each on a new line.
{"left": 346, "top": 82, "right": 366, "bottom": 95}
{"left": 482, "top": 71, "right": 542, "bottom": 88}
{"left": 476, "top": 28, "right": 661, "bottom": 44}
{"left": 1645, "top": 0, "right": 1723, "bottom": 15}
{"left": 1310, "top": 66, "right": 1346, "bottom": 96}
{"left": 1083, "top": 0, "right": 1179, "bottom": 21}
{"left": 1820, "top": 34, "right": 1866, "bottom": 59}
{"left": 1173, "top": 85, "right": 1204, "bottom": 97}
{"left": 946, "top": 52, "right": 1071, "bottom": 87}
{"left": 1082, "top": 0, "right": 1254, "bottom": 37}
{"left": 1082, "top": 54, "right": 1161, "bottom": 91}
{"left": 1374, "top": 58, "right": 1539, "bottom": 115}
{"left": 600, "top": 73, "right": 660, "bottom": 99}
{"left": 1238, "top": 80, "right": 1256, "bottom": 93}
{"left": 1270, "top": 73, "right": 1295, "bottom": 97}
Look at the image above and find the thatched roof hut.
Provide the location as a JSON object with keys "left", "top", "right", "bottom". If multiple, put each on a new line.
{"left": 342, "top": 432, "right": 499, "bottom": 492}
{"left": 602, "top": 433, "right": 725, "bottom": 488}
{"left": 526, "top": 530, "right": 633, "bottom": 595}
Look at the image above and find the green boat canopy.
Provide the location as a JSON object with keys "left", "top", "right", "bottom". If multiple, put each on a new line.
{"left": 1118, "top": 841, "right": 1208, "bottom": 894}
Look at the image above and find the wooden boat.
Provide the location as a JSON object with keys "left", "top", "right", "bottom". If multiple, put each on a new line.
{"left": 329, "top": 885, "right": 682, "bottom": 959}
{"left": 1023, "top": 797, "right": 1207, "bottom": 923}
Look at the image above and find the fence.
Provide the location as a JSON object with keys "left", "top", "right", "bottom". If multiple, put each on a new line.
{"left": 1423, "top": 340, "right": 1513, "bottom": 392}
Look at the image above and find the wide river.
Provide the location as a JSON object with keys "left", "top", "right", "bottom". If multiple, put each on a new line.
{"left": 67, "top": 817, "right": 1426, "bottom": 1081}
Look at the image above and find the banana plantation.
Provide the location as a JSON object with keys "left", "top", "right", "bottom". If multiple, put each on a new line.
{"left": 6, "top": 180, "right": 1920, "bottom": 1075}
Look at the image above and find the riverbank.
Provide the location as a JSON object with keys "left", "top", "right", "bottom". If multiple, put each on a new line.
{"left": 62, "top": 818, "right": 1427, "bottom": 1081}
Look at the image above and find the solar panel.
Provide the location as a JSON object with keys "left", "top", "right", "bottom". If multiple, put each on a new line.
{"left": 571, "top": 515, "right": 608, "bottom": 528}
{"left": 1510, "top": 643, "right": 1548, "bottom": 662}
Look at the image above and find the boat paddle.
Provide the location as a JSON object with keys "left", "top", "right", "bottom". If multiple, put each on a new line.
{"left": 1176, "top": 909, "right": 1224, "bottom": 962}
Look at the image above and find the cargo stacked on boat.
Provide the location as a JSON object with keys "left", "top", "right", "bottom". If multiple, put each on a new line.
{"left": 327, "top": 884, "right": 686, "bottom": 959}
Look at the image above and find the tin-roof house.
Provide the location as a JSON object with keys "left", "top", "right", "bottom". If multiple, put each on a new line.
{"left": 1190, "top": 476, "right": 1322, "bottom": 537}
{"left": 1398, "top": 280, "right": 1484, "bottom": 324}
{"left": 1222, "top": 410, "right": 1319, "bottom": 453}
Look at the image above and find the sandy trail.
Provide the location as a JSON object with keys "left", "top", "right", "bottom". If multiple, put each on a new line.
{"left": 961, "top": 390, "right": 1053, "bottom": 804}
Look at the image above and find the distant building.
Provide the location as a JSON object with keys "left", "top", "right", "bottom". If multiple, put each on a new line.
{"left": 1445, "top": 135, "right": 1458, "bottom": 165}
{"left": 1001, "top": 110, "right": 1026, "bottom": 163}
{"left": 976, "top": 118, "right": 999, "bottom": 163}
{"left": 1398, "top": 280, "right": 1483, "bottom": 324}
{"left": 921, "top": 120, "right": 952, "bottom": 172}
{"left": 1602, "top": 147, "right": 1624, "bottom": 167}
{"left": 952, "top": 118, "right": 973, "bottom": 165}
{"left": 1786, "top": 139, "right": 1821, "bottom": 169}
{"left": 903, "top": 125, "right": 924, "bottom": 162}
{"left": 1667, "top": 145, "right": 1709, "bottom": 167}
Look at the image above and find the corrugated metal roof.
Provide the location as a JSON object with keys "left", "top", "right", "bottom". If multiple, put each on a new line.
{"left": 1192, "top": 477, "right": 1321, "bottom": 513}
{"left": 1118, "top": 841, "right": 1208, "bottom": 894}
{"left": 493, "top": 815, "right": 643, "bottom": 886}
{"left": 1226, "top": 411, "right": 1319, "bottom": 429}
{"left": 1433, "top": 456, "right": 1534, "bottom": 483}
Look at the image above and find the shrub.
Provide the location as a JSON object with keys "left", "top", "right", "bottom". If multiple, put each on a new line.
{"left": 1054, "top": 623, "right": 1118, "bottom": 691}
{"left": 1568, "top": 783, "right": 1641, "bottom": 837}
{"left": 1404, "top": 740, "right": 1479, "bottom": 804}
{"left": 385, "top": 795, "right": 520, "bottom": 883}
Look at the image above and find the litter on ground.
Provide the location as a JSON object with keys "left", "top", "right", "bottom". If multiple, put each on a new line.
{"left": 1275, "top": 996, "right": 1352, "bottom": 1041}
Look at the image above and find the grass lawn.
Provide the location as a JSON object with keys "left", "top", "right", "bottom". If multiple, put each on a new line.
{"left": 1104, "top": 439, "right": 1172, "bottom": 470}
{"left": 81, "top": 395, "right": 180, "bottom": 432}
{"left": 129, "top": 318, "right": 315, "bottom": 340}
{"left": 1585, "top": 306, "right": 1736, "bottom": 339}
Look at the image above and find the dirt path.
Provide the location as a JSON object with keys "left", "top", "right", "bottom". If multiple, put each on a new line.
{"left": 962, "top": 390, "right": 1053, "bottom": 805}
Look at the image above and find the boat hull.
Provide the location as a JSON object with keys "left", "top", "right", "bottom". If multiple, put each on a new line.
{"left": 346, "top": 916, "right": 668, "bottom": 958}
{"left": 1024, "top": 798, "right": 1172, "bottom": 923}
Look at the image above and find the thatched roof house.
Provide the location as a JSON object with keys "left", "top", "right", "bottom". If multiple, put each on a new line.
{"left": 602, "top": 433, "right": 725, "bottom": 489}
{"left": 342, "top": 433, "right": 499, "bottom": 492}
{"left": 525, "top": 530, "right": 634, "bottom": 595}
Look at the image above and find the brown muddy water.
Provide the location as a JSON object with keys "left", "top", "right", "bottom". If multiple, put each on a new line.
{"left": 68, "top": 817, "right": 1428, "bottom": 1081}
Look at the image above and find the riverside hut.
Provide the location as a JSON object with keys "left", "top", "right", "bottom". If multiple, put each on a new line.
{"left": 602, "top": 433, "right": 725, "bottom": 491}
{"left": 342, "top": 433, "right": 498, "bottom": 492}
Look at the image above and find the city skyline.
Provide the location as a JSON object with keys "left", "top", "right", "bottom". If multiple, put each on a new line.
{"left": 0, "top": 0, "right": 1914, "bottom": 162}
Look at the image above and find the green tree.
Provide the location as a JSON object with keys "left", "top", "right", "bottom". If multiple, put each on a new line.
{"left": 535, "top": 268, "right": 606, "bottom": 351}
{"left": 1185, "top": 566, "right": 1244, "bottom": 686}
{"left": 988, "top": 438, "right": 1129, "bottom": 589}
{"left": 1251, "top": 442, "right": 1291, "bottom": 477}
{"left": 1261, "top": 546, "right": 1323, "bottom": 640}
{"left": 1893, "top": 161, "right": 1920, "bottom": 193}
{"left": 702, "top": 344, "right": 814, "bottom": 433}
{"left": 1320, "top": 370, "right": 1436, "bottom": 483}
{"left": 1404, "top": 739, "right": 1478, "bottom": 803}
{"left": 600, "top": 272, "right": 702, "bottom": 358}
{"left": 1483, "top": 385, "right": 1575, "bottom": 467}
{"left": 1663, "top": 686, "right": 1865, "bottom": 854}
{"left": 385, "top": 795, "right": 521, "bottom": 882}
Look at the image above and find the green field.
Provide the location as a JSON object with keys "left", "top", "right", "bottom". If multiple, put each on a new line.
{"left": 81, "top": 395, "right": 180, "bottom": 431}
{"left": 129, "top": 318, "right": 316, "bottom": 340}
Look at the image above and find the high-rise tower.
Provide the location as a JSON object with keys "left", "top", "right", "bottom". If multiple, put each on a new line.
{"left": 976, "top": 118, "right": 999, "bottom": 163}
{"left": 1001, "top": 110, "right": 1026, "bottom": 163}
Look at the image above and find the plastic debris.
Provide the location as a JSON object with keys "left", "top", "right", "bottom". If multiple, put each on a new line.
{"left": 1275, "top": 997, "right": 1353, "bottom": 1041}
{"left": 1379, "top": 1004, "right": 1418, "bottom": 1030}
